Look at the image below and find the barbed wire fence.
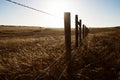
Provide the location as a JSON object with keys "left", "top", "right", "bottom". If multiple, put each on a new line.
{"left": 5, "top": 0, "right": 89, "bottom": 80}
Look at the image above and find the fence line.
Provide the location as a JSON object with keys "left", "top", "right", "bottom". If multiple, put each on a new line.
{"left": 64, "top": 12, "right": 89, "bottom": 80}
{"left": 4, "top": 1, "right": 90, "bottom": 78}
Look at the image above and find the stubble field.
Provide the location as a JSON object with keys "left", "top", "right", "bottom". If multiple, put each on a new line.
{"left": 0, "top": 25, "right": 120, "bottom": 80}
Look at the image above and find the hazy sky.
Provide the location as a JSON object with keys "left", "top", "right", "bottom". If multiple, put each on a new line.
{"left": 0, "top": 0, "right": 120, "bottom": 28}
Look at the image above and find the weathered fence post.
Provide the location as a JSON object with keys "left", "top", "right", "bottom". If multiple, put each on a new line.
{"left": 64, "top": 12, "right": 72, "bottom": 80}
{"left": 85, "top": 25, "right": 87, "bottom": 37}
{"left": 75, "top": 15, "right": 78, "bottom": 47}
{"left": 83, "top": 24, "right": 85, "bottom": 39}
{"left": 79, "top": 19, "right": 82, "bottom": 45}
{"left": 84, "top": 25, "right": 88, "bottom": 37}
{"left": 86, "top": 26, "right": 89, "bottom": 36}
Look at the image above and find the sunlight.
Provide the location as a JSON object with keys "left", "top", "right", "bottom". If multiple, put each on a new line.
{"left": 33, "top": 0, "right": 71, "bottom": 28}
{"left": 44, "top": 0, "right": 70, "bottom": 17}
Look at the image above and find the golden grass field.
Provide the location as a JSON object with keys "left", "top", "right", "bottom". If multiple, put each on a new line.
{"left": 0, "top": 25, "right": 120, "bottom": 80}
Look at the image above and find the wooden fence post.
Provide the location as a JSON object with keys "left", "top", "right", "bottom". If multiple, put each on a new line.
{"left": 79, "top": 19, "right": 82, "bottom": 45}
{"left": 64, "top": 12, "right": 72, "bottom": 80}
{"left": 75, "top": 15, "right": 78, "bottom": 47}
{"left": 84, "top": 25, "right": 88, "bottom": 37}
{"left": 86, "top": 26, "right": 89, "bottom": 36}
{"left": 85, "top": 25, "right": 87, "bottom": 37}
{"left": 83, "top": 24, "right": 85, "bottom": 39}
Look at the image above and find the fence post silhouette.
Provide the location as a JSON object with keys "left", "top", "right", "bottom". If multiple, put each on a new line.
{"left": 83, "top": 24, "right": 85, "bottom": 39}
{"left": 64, "top": 12, "right": 72, "bottom": 80}
{"left": 75, "top": 15, "right": 78, "bottom": 48}
{"left": 85, "top": 25, "right": 87, "bottom": 37}
{"left": 79, "top": 19, "right": 82, "bottom": 45}
{"left": 85, "top": 26, "right": 89, "bottom": 37}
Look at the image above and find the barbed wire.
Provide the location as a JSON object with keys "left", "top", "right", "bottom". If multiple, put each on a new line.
{"left": 5, "top": 0, "right": 64, "bottom": 19}
{"left": 5, "top": 0, "right": 87, "bottom": 26}
{"left": 6, "top": 0, "right": 53, "bottom": 15}
{"left": 6, "top": 1, "right": 89, "bottom": 79}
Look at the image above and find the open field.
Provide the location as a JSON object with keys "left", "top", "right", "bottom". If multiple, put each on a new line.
{"left": 0, "top": 25, "right": 120, "bottom": 80}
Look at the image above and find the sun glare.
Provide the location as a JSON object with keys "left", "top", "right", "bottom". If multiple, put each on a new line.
{"left": 45, "top": 0, "right": 69, "bottom": 17}
{"left": 34, "top": 0, "right": 70, "bottom": 28}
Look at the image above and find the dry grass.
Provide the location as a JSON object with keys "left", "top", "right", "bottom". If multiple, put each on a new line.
{"left": 0, "top": 26, "right": 67, "bottom": 80}
{"left": 71, "top": 27, "right": 120, "bottom": 80}
{"left": 0, "top": 26, "right": 120, "bottom": 80}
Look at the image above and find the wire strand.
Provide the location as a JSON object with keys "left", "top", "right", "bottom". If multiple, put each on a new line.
{"left": 44, "top": 54, "right": 65, "bottom": 71}
{"left": 57, "top": 65, "right": 67, "bottom": 80}
{"left": 34, "top": 54, "right": 65, "bottom": 80}
{"left": 6, "top": 0, "right": 62, "bottom": 19}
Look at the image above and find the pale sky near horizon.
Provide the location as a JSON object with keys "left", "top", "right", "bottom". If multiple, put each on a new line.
{"left": 0, "top": 0, "right": 120, "bottom": 28}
